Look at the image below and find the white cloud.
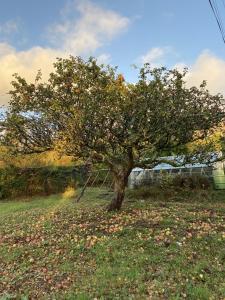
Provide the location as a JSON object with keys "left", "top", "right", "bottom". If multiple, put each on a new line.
{"left": 185, "top": 50, "right": 225, "bottom": 95}
{"left": 96, "top": 53, "right": 111, "bottom": 64}
{"left": 0, "top": 43, "right": 64, "bottom": 105}
{"left": 173, "top": 62, "right": 187, "bottom": 72}
{"left": 0, "top": 0, "right": 130, "bottom": 105}
{"left": 0, "top": 20, "right": 19, "bottom": 36}
{"left": 140, "top": 48, "right": 225, "bottom": 96}
{"left": 139, "top": 46, "right": 173, "bottom": 67}
{"left": 48, "top": 0, "right": 130, "bottom": 55}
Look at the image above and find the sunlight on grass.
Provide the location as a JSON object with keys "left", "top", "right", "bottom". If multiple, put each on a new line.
{"left": 62, "top": 186, "right": 77, "bottom": 199}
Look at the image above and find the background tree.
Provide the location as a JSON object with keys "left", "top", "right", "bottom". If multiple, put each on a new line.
{"left": 1, "top": 56, "right": 224, "bottom": 210}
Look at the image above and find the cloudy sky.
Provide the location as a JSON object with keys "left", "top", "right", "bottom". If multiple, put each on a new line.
{"left": 0, "top": 0, "right": 225, "bottom": 105}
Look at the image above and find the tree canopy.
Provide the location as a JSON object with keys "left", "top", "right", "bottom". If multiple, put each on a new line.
{"left": 1, "top": 56, "right": 225, "bottom": 210}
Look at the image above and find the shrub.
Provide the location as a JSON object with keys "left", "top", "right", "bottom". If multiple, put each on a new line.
{"left": 126, "top": 185, "right": 165, "bottom": 200}
{"left": 126, "top": 186, "right": 149, "bottom": 199}
{"left": 126, "top": 185, "right": 215, "bottom": 203}
{"left": 130, "top": 170, "right": 212, "bottom": 191}
{"left": 159, "top": 172, "right": 174, "bottom": 189}
{"left": 0, "top": 166, "right": 86, "bottom": 200}
{"left": 126, "top": 174, "right": 212, "bottom": 202}
{"left": 172, "top": 174, "right": 211, "bottom": 190}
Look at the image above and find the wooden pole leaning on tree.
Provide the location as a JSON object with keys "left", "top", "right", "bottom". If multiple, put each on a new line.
{"left": 90, "top": 171, "right": 100, "bottom": 187}
{"left": 99, "top": 169, "right": 110, "bottom": 190}
{"left": 76, "top": 171, "right": 92, "bottom": 203}
{"left": 75, "top": 157, "right": 93, "bottom": 203}
{"left": 76, "top": 169, "right": 117, "bottom": 202}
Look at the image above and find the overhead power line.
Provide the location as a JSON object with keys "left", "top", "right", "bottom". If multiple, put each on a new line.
{"left": 222, "top": 0, "right": 225, "bottom": 10}
{"left": 209, "top": 0, "right": 225, "bottom": 43}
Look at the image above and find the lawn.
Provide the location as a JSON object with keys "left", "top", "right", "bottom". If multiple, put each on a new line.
{"left": 0, "top": 188, "right": 225, "bottom": 299}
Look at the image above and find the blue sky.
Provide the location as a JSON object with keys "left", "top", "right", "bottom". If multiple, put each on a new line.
{"left": 0, "top": 0, "right": 225, "bottom": 104}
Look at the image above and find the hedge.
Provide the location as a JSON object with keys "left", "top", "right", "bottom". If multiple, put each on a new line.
{"left": 0, "top": 166, "right": 88, "bottom": 200}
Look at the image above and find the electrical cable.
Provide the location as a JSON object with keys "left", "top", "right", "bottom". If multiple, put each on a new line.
{"left": 209, "top": 0, "right": 225, "bottom": 43}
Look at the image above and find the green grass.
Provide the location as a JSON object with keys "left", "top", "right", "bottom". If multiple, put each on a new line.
{"left": 0, "top": 188, "right": 225, "bottom": 299}
{"left": 0, "top": 195, "right": 61, "bottom": 215}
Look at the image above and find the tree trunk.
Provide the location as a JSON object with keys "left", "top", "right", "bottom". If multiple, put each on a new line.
{"left": 107, "top": 149, "right": 134, "bottom": 211}
{"left": 107, "top": 169, "right": 130, "bottom": 211}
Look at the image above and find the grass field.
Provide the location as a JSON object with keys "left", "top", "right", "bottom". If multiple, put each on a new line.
{"left": 0, "top": 188, "right": 225, "bottom": 299}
